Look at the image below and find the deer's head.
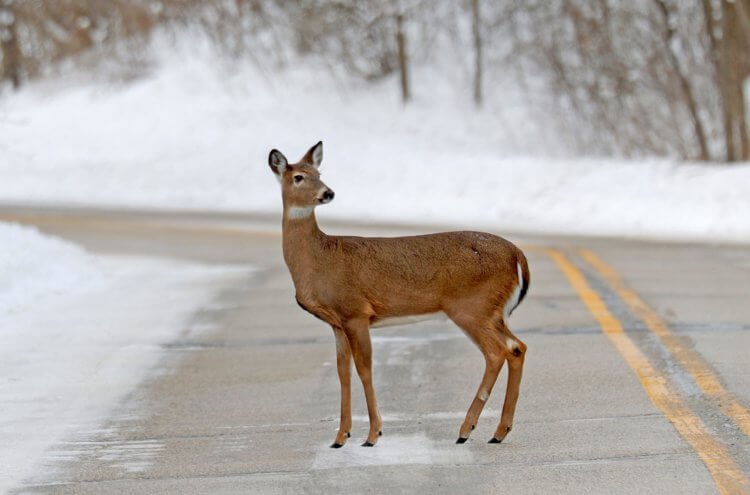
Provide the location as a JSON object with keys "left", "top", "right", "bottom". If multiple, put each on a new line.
{"left": 268, "top": 141, "right": 334, "bottom": 219}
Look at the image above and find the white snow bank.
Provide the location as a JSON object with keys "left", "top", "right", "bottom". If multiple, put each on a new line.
{"left": 0, "top": 222, "right": 251, "bottom": 492}
{"left": 0, "top": 223, "right": 105, "bottom": 315}
{"left": 0, "top": 34, "right": 749, "bottom": 243}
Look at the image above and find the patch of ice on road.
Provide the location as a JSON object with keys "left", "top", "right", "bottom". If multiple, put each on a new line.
{"left": 94, "top": 439, "right": 165, "bottom": 473}
{"left": 0, "top": 221, "right": 253, "bottom": 493}
{"left": 424, "top": 410, "right": 501, "bottom": 421}
{"left": 351, "top": 414, "right": 408, "bottom": 423}
{"left": 311, "top": 433, "right": 473, "bottom": 470}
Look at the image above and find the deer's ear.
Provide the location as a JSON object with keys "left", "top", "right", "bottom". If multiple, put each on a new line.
{"left": 302, "top": 141, "right": 323, "bottom": 169}
{"left": 268, "top": 149, "right": 288, "bottom": 176}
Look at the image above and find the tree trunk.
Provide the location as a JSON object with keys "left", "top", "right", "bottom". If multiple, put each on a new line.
{"left": 714, "top": 0, "right": 750, "bottom": 162}
{"left": 653, "top": 0, "right": 709, "bottom": 160}
{"left": 0, "top": 0, "right": 21, "bottom": 89}
{"left": 396, "top": 13, "right": 410, "bottom": 103}
{"left": 471, "top": 0, "right": 483, "bottom": 107}
{"left": 701, "top": 0, "right": 732, "bottom": 161}
{"left": 735, "top": 0, "right": 750, "bottom": 160}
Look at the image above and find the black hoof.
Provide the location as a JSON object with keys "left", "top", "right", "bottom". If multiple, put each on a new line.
{"left": 330, "top": 442, "right": 343, "bottom": 448}
{"left": 488, "top": 437, "right": 503, "bottom": 444}
{"left": 361, "top": 441, "right": 375, "bottom": 447}
{"left": 456, "top": 437, "right": 468, "bottom": 444}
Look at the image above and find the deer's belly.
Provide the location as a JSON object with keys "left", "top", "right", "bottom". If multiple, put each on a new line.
{"left": 370, "top": 312, "right": 447, "bottom": 328}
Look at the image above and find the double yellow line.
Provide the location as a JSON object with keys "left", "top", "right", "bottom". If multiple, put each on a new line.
{"left": 545, "top": 248, "right": 749, "bottom": 495}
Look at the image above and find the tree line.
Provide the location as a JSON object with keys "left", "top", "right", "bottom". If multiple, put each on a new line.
{"left": 1, "top": 0, "right": 748, "bottom": 162}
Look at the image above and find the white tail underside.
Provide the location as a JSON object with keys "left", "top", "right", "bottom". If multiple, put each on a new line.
{"left": 502, "top": 262, "right": 523, "bottom": 322}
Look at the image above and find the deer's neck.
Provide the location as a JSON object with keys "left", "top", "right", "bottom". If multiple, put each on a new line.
{"left": 281, "top": 208, "right": 329, "bottom": 289}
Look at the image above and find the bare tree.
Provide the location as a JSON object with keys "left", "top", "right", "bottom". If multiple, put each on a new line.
{"left": 395, "top": 11, "right": 410, "bottom": 103}
{"left": 3, "top": 0, "right": 748, "bottom": 162}
{"left": 501, "top": 0, "right": 750, "bottom": 161}
{"left": 471, "top": 0, "right": 482, "bottom": 107}
{"left": 0, "top": 0, "right": 21, "bottom": 88}
{"left": 653, "top": 0, "right": 709, "bottom": 160}
{"left": 718, "top": 0, "right": 750, "bottom": 161}
{"left": 701, "top": 0, "right": 750, "bottom": 161}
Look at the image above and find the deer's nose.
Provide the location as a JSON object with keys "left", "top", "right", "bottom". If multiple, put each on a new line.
{"left": 323, "top": 190, "right": 335, "bottom": 201}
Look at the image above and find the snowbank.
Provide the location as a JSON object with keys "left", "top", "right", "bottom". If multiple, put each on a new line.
{"left": 0, "top": 35, "right": 748, "bottom": 243}
{"left": 0, "top": 223, "right": 105, "bottom": 315}
{"left": 0, "top": 223, "right": 249, "bottom": 492}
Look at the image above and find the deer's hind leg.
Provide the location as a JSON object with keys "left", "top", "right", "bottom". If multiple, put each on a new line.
{"left": 491, "top": 322, "right": 527, "bottom": 443}
{"left": 445, "top": 306, "right": 509, "bottom": 444}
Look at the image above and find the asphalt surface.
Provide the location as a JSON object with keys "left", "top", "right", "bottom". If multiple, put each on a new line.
{"left": 2, "top": 205, "right": 749, "bottom": 494}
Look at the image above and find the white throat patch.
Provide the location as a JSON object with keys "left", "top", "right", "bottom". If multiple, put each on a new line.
{"left": 286, "top": 206, "right": 315, "bottom": 219}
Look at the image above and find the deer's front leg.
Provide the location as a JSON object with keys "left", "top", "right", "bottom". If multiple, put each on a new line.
{"left": 331, "top": 327, "right": 352, "bottom": 448}
{"left": 346, "top": 318, "right": 382, "bottom": 446}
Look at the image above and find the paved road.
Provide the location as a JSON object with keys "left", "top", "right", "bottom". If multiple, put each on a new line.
{"left": 2, "top": 205, "right": 750, "bottom": 494}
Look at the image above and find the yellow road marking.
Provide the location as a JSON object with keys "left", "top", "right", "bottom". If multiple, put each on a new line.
{"left": 546, "top": 248, "right": 749, "bottom": 495}
{"left": 580, "top": 248, "right": 750, "bottom": 439}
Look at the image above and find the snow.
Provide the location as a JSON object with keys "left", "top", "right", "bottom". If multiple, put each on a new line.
{"left": 0, "top": 33, "right": 749, "bottom": 243}
{"left": 0, "top": 222, "right": 250, "bottom": 492}
{"left": 0, "top": 223, "right": 104, "bottom": 315}
{"left": 312, "top": 433, "right": 473, "bottom": 470}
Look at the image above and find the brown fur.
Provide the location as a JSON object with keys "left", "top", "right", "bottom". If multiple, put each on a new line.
{"left": 269, "top": 143, "right": 530, "bottom": 446}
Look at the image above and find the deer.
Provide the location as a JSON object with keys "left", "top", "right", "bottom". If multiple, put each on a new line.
{"left": 268, "top": 141, "right": 530, "bottom": 448}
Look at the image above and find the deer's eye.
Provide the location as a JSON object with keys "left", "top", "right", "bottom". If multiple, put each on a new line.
{"left": 293, "top": 174, "right": 304, "bottom": 183}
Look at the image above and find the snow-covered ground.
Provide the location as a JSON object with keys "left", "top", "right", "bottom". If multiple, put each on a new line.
{"left": 1, "top": 34, "right": 749, "bottom": 243}
{"left": 0, "top": 222, "right": 249, "bottom": 492}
